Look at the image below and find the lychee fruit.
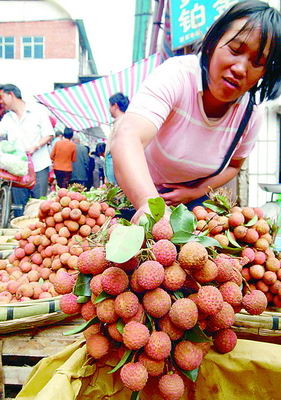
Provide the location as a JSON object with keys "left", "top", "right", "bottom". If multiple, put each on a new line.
{"left": 142, "top": 288, "right": 171, "bottom": 318}
{"left": 114, "top": 291, "right": 139, "bottom": 319}
{"left": 208, "top": 301, "right": 235, "bottom": 330}
{"left": 138, "top": 353, "right": 165, "bottom": 377}
{"left": 53, "top": 270, "right": 75, "bottom": 295}
{"left": 242, "top": 290, "right": 267, "bottom": 315}
{"left": 120, "top": 362, "right": 148, "bottom": 391}
{"left": 169, "top": 298, "right": 198, "bottom": 330}
{"left": 145, "top": 331, "right": 171, "bottom": 360}
{"left": 162, "top": 262, "right": 186, "bottom": 291}
{"left": 192, "top": 259, "right": 218, "bottom": 283}
{"left": 137, "top": 261, "right": 165, "bottom": 290}
{"left": 152, "top": 217, "right": 173, "bottom": 241}
{"left": 96, "top": 298, "right": 118, "bottom": 323}
{"left": 158, "top": 373, "right": 185, "bottom": 400}
{"left": 213, "top": 328, "right": 237, "bottom": 353}
{"left": 59, "top": 293, "right": 82, "bottom": 314}
{"left": 178, "top": 241, "right": 208, "bottom": 270}
{"left": 86, "top": 333, "right": 110, "bottom": 359}
{"left": 77, "top": 247, "right": 109, "bottom": 275}
{"left": 81, "top": 301, "right": 97, "bottom": 321}
{"left": 158, "top": 314, "right": 184, "bottom": 341}
{"left": 174, "top": 340, "right": 203, "bottom": 370}
{"left": 219, "top": 281, "right": 243, "bottom": 308}
{"left": 122, "top": 321, "right": 150, "bottom": 350}
{"left": 151, "top": 239, "right": 177, "bottom": 266}
{"left": 101, "top": 267, "right": 129, "bottom": 295}
{"left": 107, "top": 322, "right": 123, "bottom": 342}
{"left": 197, "top": 285, "right": 223, "bottom": 315}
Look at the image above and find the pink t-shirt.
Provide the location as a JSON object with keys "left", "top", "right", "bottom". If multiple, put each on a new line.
{"left": 128, "top": 54, "right": 262, "bottom": 187}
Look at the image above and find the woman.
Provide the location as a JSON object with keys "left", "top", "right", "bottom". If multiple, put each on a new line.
{"left": 111, "top": 0, "right": 281, "bottom": 221}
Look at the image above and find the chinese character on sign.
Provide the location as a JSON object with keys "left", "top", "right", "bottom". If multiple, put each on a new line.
{"left": 213, "top": 0, "right": 238, "bottom": 19}
{"left": 178, "top": 3, "right": 206, "bottom": 33}
{"left": 180, "top": 0, "right": 191, "bottom": 8}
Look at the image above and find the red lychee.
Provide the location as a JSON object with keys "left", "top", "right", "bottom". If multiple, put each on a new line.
{"left": 151, "top": 239, "right": 177, "bottom": 266}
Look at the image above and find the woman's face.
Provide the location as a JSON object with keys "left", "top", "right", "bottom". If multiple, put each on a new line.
{"left": 206, "top": 18, "right": 271, "bottom": 106}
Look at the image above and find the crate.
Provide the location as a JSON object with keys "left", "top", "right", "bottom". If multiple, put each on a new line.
{"left": 0, "top": 316, "right": 84, "bottom": 399}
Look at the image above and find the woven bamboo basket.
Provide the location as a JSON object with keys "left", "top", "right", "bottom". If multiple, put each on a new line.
{"left": 0, "top": 228, "right": 18, "bottom": 259}
{"left": 233, "top": 309, "right": 281, "bottom": 343}
{"left": 0, "top": 296, "right": 69, "bottom": 334}
{"left": 10, "top": 216, "right": 39, "bottom": 230}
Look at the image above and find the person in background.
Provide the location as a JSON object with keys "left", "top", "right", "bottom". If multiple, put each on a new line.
{"left": 105, "top": 92, "right": 130, "bottom": 184}
{"left": 111, "top": 0, "right": 281, "bottom": 223}
{"left": 50, "top": 130, "right": 63, "bottom": 151}
{"left": 0, "top": 83, "right": 54, "bottom": 216}
{"left": 88, "top": 142, "right": 106, "bottom": 189}
{"left": 69, "top": 133, "right": 89, "bottom": 188}
{"left": 50, "top": 127, "right": 76, "bottom": 188}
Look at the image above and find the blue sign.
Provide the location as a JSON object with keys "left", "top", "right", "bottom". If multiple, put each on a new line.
{"left": 169, "top": 0, "right": 239, "bottom": 50}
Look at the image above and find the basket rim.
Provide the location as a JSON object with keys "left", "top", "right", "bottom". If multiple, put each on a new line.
{"left": 0, "top": 295, "right": 62, "bottom": 308}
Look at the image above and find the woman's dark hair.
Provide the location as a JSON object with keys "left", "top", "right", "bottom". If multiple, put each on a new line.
{"left": 63, "top": 127, "right": 74, "bottom": 139}
{"left": 200, "top": 0, "right": 281, "bottom": 102}
{"left": 109, "top": 92, "right": 130, "bottom": 112}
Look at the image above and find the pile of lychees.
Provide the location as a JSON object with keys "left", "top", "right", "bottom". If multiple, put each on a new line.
{"left": 58, "top": 195, "right": 273, "bottom": 399}
{"left": 0, "top": 188, "right": 116, "bottom": 303}
{"left": 192, "top": 200, "right": 281, "bottom": 308}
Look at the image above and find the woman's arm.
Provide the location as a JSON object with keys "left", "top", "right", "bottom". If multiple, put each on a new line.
{"left": 111, "top": 112, "right": 159, "bottom": 210}
{"left": 160, "top": 158, "right": 245, "bottom": 206}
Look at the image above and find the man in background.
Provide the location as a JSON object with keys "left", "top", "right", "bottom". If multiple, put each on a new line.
{"left": 70, "top": 133, "right": 89, "bottom": 188}
{"left": 105, "top": 92, "right": 129, "bottom": 184}
{"left": 0, "top": 83, "right": 54, "bottom": 216}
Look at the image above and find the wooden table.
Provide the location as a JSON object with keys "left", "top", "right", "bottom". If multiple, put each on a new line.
{"left": 0, "top": 317, "right": 83, "bottom": 399}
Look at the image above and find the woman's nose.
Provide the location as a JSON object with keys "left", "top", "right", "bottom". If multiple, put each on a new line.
{"left": 231, "top": 56, "right": 248, "bottom": 77}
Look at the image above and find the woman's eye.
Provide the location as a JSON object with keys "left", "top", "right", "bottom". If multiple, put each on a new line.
{"left": 229, "top": 46, "right": 240, "bottom": 54}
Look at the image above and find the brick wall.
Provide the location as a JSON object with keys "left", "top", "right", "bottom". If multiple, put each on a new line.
{"left": 0, "top": 19, "right": 76, "bottom": 58}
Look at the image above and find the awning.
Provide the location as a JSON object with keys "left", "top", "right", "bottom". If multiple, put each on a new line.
{"left": 34, "top": 53, "right": 161, "bottom": 131}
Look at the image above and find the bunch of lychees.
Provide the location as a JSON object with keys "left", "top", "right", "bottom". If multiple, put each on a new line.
{"left": 59, "top": 196, "right": 271, "bottom": 399}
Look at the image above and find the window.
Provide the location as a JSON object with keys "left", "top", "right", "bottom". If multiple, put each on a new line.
{"left": 0, "top": 37, "right": 15, "bottom": 59}
{"left": 22, "top": 36, "right": 44, "bottom": 59}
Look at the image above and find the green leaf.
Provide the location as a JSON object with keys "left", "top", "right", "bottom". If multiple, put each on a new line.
{"left": 130, "top": 392, "right": 141, "bottom": 400}
{"left": 179, "top": 367, "right": 200, "bottom": 382}
{"left": 148, "top": 197, "right": 166, "bottom": 222}
{"left": 244, "top": 215, "right": 258, "bottom": 226}
{"left": 225, "top": 230, "right": 242, "bottom": 248}
{"left": 184, "top": 324, "right": 212, "bottom": 343}
{"left": 107, "top": 349, "right": 133, "bottom": 374}
{"left": 218, "top": 246, "right": 244, "bottom": 255}
{"left": 171, "top": 231, "right": 195, "bottom": 244}
{"left": 105, "top": 225, "right": 145, "bottom": 263}
{"left": 73, "top": 273, "right": 92, "bottom": 296}
{"left": 170, "top": 204, "right": 196, "bottom": 234}
{"left": 215, "top": 195, "right": 231, "bottom": 210}
{"left": 93, "top": 291, "right": 112, "bottom": 304}
{"left": 202, "top": 200, "right": 226, "bottom": 215}
{"left": 145, "top": 312, "right": 154, "bottom": 332}
{"left": 63, "top": 316, "right": 100, "bottom": 336}
{"left": 197, "top": 236, "right": 221, "bottom": 248}
{"left": 77, "top": 296, "right": 90, "bottom": 304}
{"left": 116, "top": 319, "right": 125, "bottom": 334}
{"left": 174, "top": 291, "right": 184, "bottom": 299}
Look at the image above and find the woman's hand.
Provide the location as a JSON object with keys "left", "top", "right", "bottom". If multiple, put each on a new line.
{"left": 159, "top": 184, "right": 205, "bottom": 206}
{"left": 131, "top": 202, "right": 172, "bottom": 225}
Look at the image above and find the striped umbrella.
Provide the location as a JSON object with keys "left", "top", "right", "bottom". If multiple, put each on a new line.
{"left": 35, "top": 53, "right": 161, "bottom": 130}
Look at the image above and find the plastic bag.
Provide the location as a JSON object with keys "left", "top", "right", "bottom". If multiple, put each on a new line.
{"left": 0, "top": 152, "right": 36, "bottom": 189}
{"left": 0, "top": 140, "right": 28, "bottom": 176}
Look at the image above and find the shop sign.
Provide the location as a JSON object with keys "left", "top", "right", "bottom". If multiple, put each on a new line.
{"left": 169, "top": 0, "right": 240, "bottom": 50}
